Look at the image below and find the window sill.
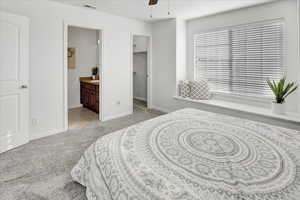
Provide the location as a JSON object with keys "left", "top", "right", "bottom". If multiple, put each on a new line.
{"left": 174, "top": 96, "right": 300, "bottom": 123}
{"left": 211, "top": 91, "right": 272, "bottom": 103}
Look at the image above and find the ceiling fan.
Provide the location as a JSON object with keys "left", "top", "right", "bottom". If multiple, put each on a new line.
{"left": 148, "top": 0, "right": 171, "bottom": 18}
{"left": 149, "top": 0, "right": 158, "bottom": 6}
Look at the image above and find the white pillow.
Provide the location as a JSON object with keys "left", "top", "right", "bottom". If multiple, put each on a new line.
{"left": 178, "top": 80, "right": 190, "bottom": 98}
{"left": 189, "top": 80, "right": 211, "bottom": 100}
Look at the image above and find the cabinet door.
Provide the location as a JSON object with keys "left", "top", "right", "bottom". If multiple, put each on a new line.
{"left": 86, "top": 89, "right": 91, "bottom": 108}
{"left": 96, "top": 87, "right": 99, "bottom": 113}
{"left": 80, "top": 83, "right": 84, "bottom": 104}
{"left": 81, "top": 84, "right": 86, "bottom": 106}
{"left": 90, "top": 90, "right": 96, "bottom": 110}
{"left": 83, "top": 85, "right": 89, "bottom": 107}
{"left": 80, "top": 83, "right": 99, "bottom": 113}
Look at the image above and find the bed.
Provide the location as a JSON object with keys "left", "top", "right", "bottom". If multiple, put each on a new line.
{"left": 71, "top": 108, "right": 300, "bottom": 200}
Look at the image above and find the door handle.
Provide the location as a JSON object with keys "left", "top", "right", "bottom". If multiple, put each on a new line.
{"left": 20, "top": 85, "right": 28, "bottom": 89}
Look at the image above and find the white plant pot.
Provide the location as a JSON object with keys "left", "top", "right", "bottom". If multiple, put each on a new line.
{"left": 272, "top": 102, "right": 286, "bottom": 115}
{"left": 92, "top": 75, "right": 96, "bottom": 80}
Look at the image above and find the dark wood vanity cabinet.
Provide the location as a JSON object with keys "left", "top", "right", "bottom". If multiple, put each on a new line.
{"left": 80, "top": 82, "right": 99, "bottom": 113}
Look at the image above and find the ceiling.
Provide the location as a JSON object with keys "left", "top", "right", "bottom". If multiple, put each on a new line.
{"left": 50, "top": 0, "right": 279, "bottom": 22}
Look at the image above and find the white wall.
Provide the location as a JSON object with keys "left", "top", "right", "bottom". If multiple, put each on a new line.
{"left": 152, "top": 19, "right": 177, "bottom": 110}
{"left": 151, "top": 1, "right": 300, "bottom": 129}
{"left": 68, "top": 26, "right": 98, "bottom": 109}
{"left": 133, "top": 52, "right": 147, "bottom": 101}
{"left": 176, "top": 19, "right": 187, "bottom": 83}
{"left": 0, "top": 0, "right": 151, "bottom": 139}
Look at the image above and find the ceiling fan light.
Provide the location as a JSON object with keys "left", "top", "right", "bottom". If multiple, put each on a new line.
{"left": 84, "top": 4, "right": 96, "bottom": 9}
{"left": 149, "top": 0, "right": 158, "bottom": 6}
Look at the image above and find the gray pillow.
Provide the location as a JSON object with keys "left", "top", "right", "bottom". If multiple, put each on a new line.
{"left": 189, "top": 80, "right": 211, "bottom": 100}
{"left": 178, "top": 80, "right": 190, "bottom": 98}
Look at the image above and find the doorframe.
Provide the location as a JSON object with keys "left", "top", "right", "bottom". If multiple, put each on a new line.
{"left": 130, "top": 34, "right": 152, "bottom": 112}
{"left": 63, "top": 21, "right": 104, "bottom": 131}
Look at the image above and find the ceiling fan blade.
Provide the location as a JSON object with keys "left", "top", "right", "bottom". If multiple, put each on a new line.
{"left": 149, "top": 0, "right": 158, "bottom": 6}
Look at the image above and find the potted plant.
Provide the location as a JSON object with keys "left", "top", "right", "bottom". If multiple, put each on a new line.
{"left": 267, "top": 77, "right": 298, "bottom": 115}
{"left": 92, "top": 66, "right": 98, "bottom": 80}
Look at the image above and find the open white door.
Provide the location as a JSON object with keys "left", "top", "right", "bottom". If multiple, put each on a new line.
{"left": 0, "top": 12, "right": 29, "bottom": 153}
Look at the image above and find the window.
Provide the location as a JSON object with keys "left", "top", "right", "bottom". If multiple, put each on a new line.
{"left": 194, "top": 20, "right": 284, "bottom": 97}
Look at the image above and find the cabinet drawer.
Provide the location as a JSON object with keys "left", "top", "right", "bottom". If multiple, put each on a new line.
{"left": 87, "top": 84, "right": 95, "bottom": 90}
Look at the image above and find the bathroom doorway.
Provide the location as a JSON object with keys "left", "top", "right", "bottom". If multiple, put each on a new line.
{"left": 64, "top": 23, "right": 103, "bottom": 130}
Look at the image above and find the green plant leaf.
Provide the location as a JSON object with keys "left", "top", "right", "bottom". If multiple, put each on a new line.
{"left": 278, "top": 77, "right": 285, "bottom": 97}
{"left": 267, "top": 80, "right": 276, "bottom": 95}
{"left": 282, "top": 82, "right": 293, "bottom": 97}
{"left": 283, "top": 85, "right": 298, "bottom": 99}
{"left": 272, "top": 80, "right": 278, "bottom": 98}
{"left": 267, "top": 77, "right": 298, "bottom": 103}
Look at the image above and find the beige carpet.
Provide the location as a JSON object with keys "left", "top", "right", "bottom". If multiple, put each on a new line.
{"left": 0, "top": 109, "right": 163, "bottom": 200}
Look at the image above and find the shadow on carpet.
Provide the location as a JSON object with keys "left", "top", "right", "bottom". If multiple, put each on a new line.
{"left": 0, "top": 110, "right": 162, "bottom": 200}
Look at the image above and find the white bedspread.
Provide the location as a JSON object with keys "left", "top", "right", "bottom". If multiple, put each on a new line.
{"left": 71, "top": 109, "right": 300, "bottom": 200}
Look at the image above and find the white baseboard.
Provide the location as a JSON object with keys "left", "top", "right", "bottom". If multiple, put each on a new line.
{"left": 29, "top": 107, "right": 167, "bottom": 141}
{"left": 133, "top": 96, "right": 147, "bottom": 101}
{"left": 102, "top": 111, "right": 132, "bottom": 121}
{"left": 68, "top": 104, "right": 83, "bottom": 109}
{"left": 150, "top": 105, "right": 170, "bottom": 113}
{"left": 30, "top": 128, "right": 65, "bottom": 141}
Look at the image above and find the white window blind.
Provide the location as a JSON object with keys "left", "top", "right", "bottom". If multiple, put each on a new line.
{"left": 194, "top": 20, "right": 284, "bottom": 97}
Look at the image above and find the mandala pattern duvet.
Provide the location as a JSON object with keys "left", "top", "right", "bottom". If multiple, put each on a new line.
{"left": 71, "top": 109, "right": 300, "bottom": 200}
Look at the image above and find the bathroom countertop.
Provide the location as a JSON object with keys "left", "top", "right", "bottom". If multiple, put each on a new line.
{"left": 80, "top": 77, "right": 100, "bottom": 86}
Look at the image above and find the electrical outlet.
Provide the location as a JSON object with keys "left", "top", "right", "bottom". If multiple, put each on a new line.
{"left": 32, "top": 118, "right": 39, "bottom": 126}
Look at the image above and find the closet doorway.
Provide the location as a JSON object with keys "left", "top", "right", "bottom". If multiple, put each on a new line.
{"left": 132, "top": 35, "right": 150, "bottom": 112}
